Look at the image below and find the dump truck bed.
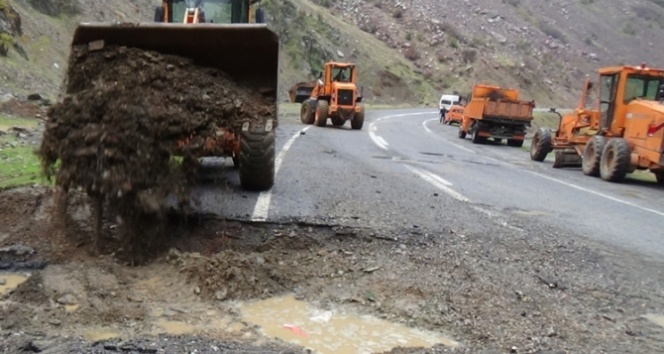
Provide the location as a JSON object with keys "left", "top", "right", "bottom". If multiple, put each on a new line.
{"left": 465, "top": 98, "right": 534, "bottom": 122}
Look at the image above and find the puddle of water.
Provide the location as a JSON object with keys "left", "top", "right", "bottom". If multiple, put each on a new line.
{"left": 0, "top": 274, "right": 29, "bottom": 295}
{"left": 152, "top": 320, "right": 196, "bottom": 335}
{"left": 642, "top": 314, "right": 664, "bottom": 328}
{"left": 81, "top": 328, "right": 121, "bottom": 341}
{"left": 239, "top": 295, "right": 459, "bottom": 354}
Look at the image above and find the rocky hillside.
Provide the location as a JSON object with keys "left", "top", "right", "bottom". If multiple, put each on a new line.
{"left": 2, "top": 0, "right": 664, "bottom": 107}
{"left": 313, "top": 0, "right": 664, "bottom": 106}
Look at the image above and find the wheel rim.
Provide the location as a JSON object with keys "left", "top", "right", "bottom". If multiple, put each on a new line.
{"left": 531, "top": 134, "right": 540, "bottom": 155}
{"left": 604, "top": 148, "right": 615, "bottom": 171}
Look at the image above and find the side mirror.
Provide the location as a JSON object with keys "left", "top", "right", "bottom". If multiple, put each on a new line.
{"left": 549, "top": 107, "right": 556, "bottom": 113}
{"left": 255, "top": 8, "right": 265, "bottom": 23}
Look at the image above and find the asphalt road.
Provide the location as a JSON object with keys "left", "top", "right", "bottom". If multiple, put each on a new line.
{"left": 191, "top": 108, "right": 664, "bottom": 259}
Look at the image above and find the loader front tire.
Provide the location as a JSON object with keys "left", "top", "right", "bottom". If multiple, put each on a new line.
{"left": 300, "top": 100, "right": 315, "bottom": 124}
{"left": 530, "top": 127, "right": 552, "bottom": 162}
{"left": 655, "top": 172, "right": 664, "bottom": 185}
{"left": 315, "top": 100, "right": 329, "bottom": 127}
{"left": 458, "top": 129, "right": 466, "bottom": 139}
{"left": 582, "top": 135, "right": 606, "bottom": 177}
{"left": 599, "top": 138, "right": 630, "bottom": 183}
{"left": 239, "top": 126, "right": 275, "bottom": 191}
{"left": 351, "top": 105, "right": 365, "bottom": 130}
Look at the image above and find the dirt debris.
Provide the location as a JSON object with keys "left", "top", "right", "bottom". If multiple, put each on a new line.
{"left": 38, "top": 44, "right": 275, "bottom": 258}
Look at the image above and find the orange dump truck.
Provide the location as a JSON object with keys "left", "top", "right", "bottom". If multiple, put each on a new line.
{"left": 458, "top": 84, "right": 535, "bottom": 147}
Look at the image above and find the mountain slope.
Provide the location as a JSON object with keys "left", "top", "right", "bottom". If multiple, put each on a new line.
{"left": 2, "top": 0, "right": 664, "bottom": 107}
{"left": 313, "top": 0, "right": 664, "bottom": 106}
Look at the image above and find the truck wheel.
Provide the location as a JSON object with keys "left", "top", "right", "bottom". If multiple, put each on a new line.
{"left": 507, "top": 139, "right": 523, "bottom": 147}
{"left": 239, "top": 124, "right": 275, "bottom": 191}
{"left": 599, "top": 138, "right": 630, "bottom": 182}
{"left": 458, "top": 129, "right": 466, "bottom": 139}
{"left": 471, "top": 130, "right": 484, "bottom": 144}
{"left": 582, "top": 135, "right": 606, "bottom": 177}
{"left": 655, "top": 172, "right": 664, "bottom": 185}
{"left": 530, "top": 127, "right": 552, "bottom": 162}
{"left": 351, "top": 105, "right": 365, "bottom": 130}
{"left": 300, "top": 100, "right": 315, "bottom": 124}
{"left": 315, "top": 100, "right": 329, "bottom": 127}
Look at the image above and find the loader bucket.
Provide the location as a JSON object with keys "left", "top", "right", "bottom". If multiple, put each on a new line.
{"left": 70, "top": 23, "right": 279, "bottom": 94}
{"left": 288, "top": 81, "right": 316, "bottom": 103}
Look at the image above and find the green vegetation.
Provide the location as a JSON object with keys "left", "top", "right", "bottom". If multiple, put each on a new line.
{"left": 0, "top": 115, "right": 45, "bottom": 189}
{"left": 532, "top": 111, "right": 562, "bottom": 130}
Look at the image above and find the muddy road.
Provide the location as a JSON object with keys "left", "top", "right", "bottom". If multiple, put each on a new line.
{"left": 2, "top": 108, "right": 664, "bottom": 353}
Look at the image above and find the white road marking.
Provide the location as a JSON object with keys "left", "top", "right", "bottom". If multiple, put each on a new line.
{"left": 251, "top": 126, "right": 312, "bottom": 221}
{"left": 525, "top": 170, "right": 664, "bottom": 218}
{"left": 405, "top": 165, "right": 470, "bottom": 202}
{"left": 422, "top": 118, "right": 476, "bottom": 154}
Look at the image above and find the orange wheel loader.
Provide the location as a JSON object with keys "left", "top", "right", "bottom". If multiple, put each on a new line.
{"left": 299, "top": 61, "right": 365, "bottom": 130}
{"left": 67, "top": 0, "right": 278, "bottom": 191}
{"left": 530, "top": 64, "right": 664, "bottom": 184}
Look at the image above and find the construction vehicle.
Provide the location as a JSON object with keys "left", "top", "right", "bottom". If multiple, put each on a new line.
{"left": 458, "top": 84, "right": 535, "bottom": 146}
{"left": 299, "top": 61, "right": 365, "bottom": 129}
{"left": 442, "top": 104, "right": 464, "bottom": 125}
{"left": 530, "top": 64, "right": 664, "bottom": 184}
{"left": 288, "top": 81, "right": 316, "bottom": 103}
{"left": 68, "top": 0, "right": 278, "bottom": 191}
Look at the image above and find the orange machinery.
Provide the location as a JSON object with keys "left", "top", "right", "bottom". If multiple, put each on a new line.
{"left": 299, "top": 61, "right": 365, "bottom": 130}
{"left": 458, "top": 84, "right": 535, "bottom": 147}
{"left": 530, "top": 63, "right": 664, "bottom": 183}
{"left": 443, "top": 105, "right": 465, "bottom": 125}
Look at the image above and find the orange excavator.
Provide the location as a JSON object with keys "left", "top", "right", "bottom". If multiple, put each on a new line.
{"left": 69, "top": 0, "right": 278, "bottom": 190}
{"left": 530, "top": 63, "right": 664, "bottom": 183}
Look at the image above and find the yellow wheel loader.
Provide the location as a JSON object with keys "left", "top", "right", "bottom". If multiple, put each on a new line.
{"left": 68, "top": 0, "right": 279, "bottom": 191}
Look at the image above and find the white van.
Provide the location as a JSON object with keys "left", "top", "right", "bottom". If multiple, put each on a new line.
{"left": 439, "top": 94, "right": 461, "bottom": 112}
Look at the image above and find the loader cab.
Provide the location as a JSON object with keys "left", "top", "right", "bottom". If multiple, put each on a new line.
{"left": 156, "top": 0, "right": 265, "bottom": 24}
{"left": 319, "top": 62, "right": 360, "bottom": 107}
{"left": 598, "top": 64, "right": 664, "bottom": 133}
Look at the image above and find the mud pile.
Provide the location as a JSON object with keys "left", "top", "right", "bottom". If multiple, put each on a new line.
{"left": 38, "top": 44, "right": 275, "bottom": 256}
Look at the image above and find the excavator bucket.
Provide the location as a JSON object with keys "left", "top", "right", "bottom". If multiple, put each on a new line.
{"left": 70, "top": 23, "right": 279, "bottom": 95}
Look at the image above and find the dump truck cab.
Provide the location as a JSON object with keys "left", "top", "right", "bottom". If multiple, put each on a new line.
{"left": 154, "top": 0, "right": 265, "bottom": 24}
{"left": 300, "top": 61, "right": 365, "bottom": 130}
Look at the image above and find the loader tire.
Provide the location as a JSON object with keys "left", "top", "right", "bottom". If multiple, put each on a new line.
{"left": 530, "top": 127, "right": 552, "bottom": 162}
{"left": 300, "top": 100, "right": 315, "bottom": 124}
{"left": 239, "top": 126, "right": 275, "bottom": 191}
{"left": 507, "top": 139, "right": 524, "bottom": 147}
{"left": 582, "top": 135, "right": 606, "bottom": 177}
{"left": 351, "top": 105, "right": 365, "bottom": 130}
{"left": 315, "top": 100, "right": 329, "bottom": 127}
{"left": 154, "top": 6, "right": 164, "bottom": 22}
{"left": 599, "top": 138, "right": 630, "bottom": 183}
{"left": 655, "top": 172, "right": 664, "bottom": 185}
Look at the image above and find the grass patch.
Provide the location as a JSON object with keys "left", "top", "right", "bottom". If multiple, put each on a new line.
{"left": 0, "top": 136, "right": 46, "bottom": 189}
{"left": 0, "top": 114, "right": 40, "bottom": 130}
{"left": 0, "top": 115, "right": 47, "bottom": 189}
{"left": 628, "top": 170, "right": 657, "bottom": 183}
{"left": 532, "top": 111, "right": 561, "bottom": 130}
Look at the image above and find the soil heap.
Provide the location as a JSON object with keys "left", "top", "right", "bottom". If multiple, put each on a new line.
{"left": 38, "top": 44, "right": 275, "bottom": 255}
